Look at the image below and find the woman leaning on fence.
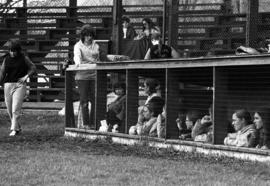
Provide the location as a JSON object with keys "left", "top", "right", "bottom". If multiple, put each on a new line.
{"left": 253, "top": 108, "right": 270, "bottom": 149}
{"left": 0, "top": 39, "right": 36, "bottom": 136}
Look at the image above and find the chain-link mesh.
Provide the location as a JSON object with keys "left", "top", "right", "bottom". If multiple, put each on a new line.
{"left": 0, "top": 0, "right": 270, "bottom": 102}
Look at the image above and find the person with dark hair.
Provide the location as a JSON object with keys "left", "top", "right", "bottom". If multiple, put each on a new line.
{"left": 143, "top": 78, "right": 161, "bottom": 104}
{"left": 179, "top": 110, "right": 203, "bottom": 140}
{"left": 224, "top": 109, "right": 257, "bottom": 147}
{"left": 129, "top": 96, "right": 164, "bottom": 136}
{"left": 253, "top": 108, "right": 270, "bottom": 149}
{"left": 176, "top": 110, "right": 187, "bottom": 135}
{"left": 128, "top": 78, "right": 162, "bottom": 135}
{"left": 106, "top": 82, "right": 126, "bottom": 133}
{"left": 122, "top": 16, "right": 137, "bottom": 39}
{"left": 144, "top": 33, "right": 180, "bottom": 60}
{"left": 74, "top": 24, "right": 100, "bottom": 129}
{"left": 134, "top": 18, "right": 161, "bottom": 40}
{"left": 0, "top": 39, "right": 36, "bottom": 136}
{"left": 142, "top": 18, "right": 160, "bottom": 38}
{"left": 191, "top": 105, "right": 213, "bottom": 143}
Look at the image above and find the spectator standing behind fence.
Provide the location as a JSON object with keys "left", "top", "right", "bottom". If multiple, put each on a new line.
{"left": 0, "top": 40, "right": 36, "bottom": 136}
{"left": 224, "top": 109, "right": 257, "bottom": 147}
{"left": 135, "top": 18, "right": 161, "bottom": 40}
{"left": 122, "top": 16, "right": 137, "bottom": 40}
{"left": 142, "top": 18, "right": 160, "bottom": 38}
{"left": 253, "top": 109, "right": 270, "bottom": 149}
{"left": 144, "top": 33, "right": 180, "bottom": 60}
{"left": 74, "top": 24, "right": 100, "bottom": 129}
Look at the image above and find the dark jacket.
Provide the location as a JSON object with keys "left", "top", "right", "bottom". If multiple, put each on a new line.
{"left": 123, "top": 25, "right": 137, "bottom": 39}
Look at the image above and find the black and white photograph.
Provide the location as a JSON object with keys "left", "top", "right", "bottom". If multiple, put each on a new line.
{"left": 0, "top": 0, "right": 270, "bottom": 185}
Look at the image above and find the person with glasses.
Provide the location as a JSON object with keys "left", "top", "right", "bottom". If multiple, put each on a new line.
{"left": 0, "top": 39, "right": 36, "bottom": 136}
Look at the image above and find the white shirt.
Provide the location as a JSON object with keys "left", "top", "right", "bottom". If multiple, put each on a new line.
{"left": 123, "top": 28, "right": 127, "bottom": 39}
{"left": 73, "top": 40, "right": 100, "bottom": 80}
{"left": 73, "top": 40, "right": 100, "bottom": 65}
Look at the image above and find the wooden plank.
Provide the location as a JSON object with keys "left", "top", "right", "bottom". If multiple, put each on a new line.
{"left": 95, "top": 70, "right": 107, "bottom": 130}
{"left": 126, "top": 70, "right": 138, "bottom": 134}
{"left": 213, "top": 67, "right": 229, "bottom": 144}
{"left": 70, "top": 55, "right": 270, "bottom": 70}
{"left": 65, "top": 71, "right": 75, "bottom": 128}
{"left": 246, "top": 0, "right": 259, "bottom": 48}
{"left": 166, "top": 69, "right": 179, "bottom": 139}
{"left": 168, "top": 0, "right": 179, "bottom": 49}
{"left": 112, "top": 0, "right": 122, "bottom": 54}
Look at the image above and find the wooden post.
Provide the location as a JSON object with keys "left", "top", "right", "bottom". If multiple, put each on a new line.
{"left": 213, "top": 67, "right": 229, "bottom": 144}
{"left": 165, "top": 69, "right": 179, "bottom": 139}
{"left": 23, "top": 0, "right": 27, "bottom": 7}
{"left": 162, "top": 0, "right": 167, "bottom": 44}
{"left": 167, "top": 0, "right": 179, "bottom": 49}
{"left": 69, "top": 0, "right": 77, "bottom": 8}
{"left": 68, "top": 0, "right": 77, "bottom": 60}
{"left": 125, "top": 70, "right": 138, "bottom": 134}
{"left": 246, "top": 0, "right": 258, "bottom": 48}
{"left": 95, "top": 70, "right": 107, "bottom": 130}
{"left": 65, "top": 71, "right": 75, "bottom": 128}
{"left": 112, "top": 0, "right": 122, "bottom": 54}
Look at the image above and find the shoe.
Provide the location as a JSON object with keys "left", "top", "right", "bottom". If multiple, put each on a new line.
{"left": 16, "top": 129, "right": 22, "bottom": 135}
{"left": 9, "top": 130, "right": 17, "bottom": 136}
{"left": 112, "top": 124, "right": 119, "bottom": 133}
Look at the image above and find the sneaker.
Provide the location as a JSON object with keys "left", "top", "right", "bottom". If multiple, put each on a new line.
{"left": 16, "top": 129, "right": 22, "bottom": 135}
{"left": 9, "top": 130, "right": 17, "bottom": 136}
{"left": 112, "top": 124, "right": 119, "bottom": 133}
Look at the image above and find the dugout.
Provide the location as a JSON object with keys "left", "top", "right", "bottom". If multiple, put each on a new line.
{"left": 65, "top": 55, "right": 270, "bottom": 162}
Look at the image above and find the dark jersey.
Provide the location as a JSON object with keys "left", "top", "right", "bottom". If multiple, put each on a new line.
{"left": 150, "top": 44, "right": 172, "bottom": 59}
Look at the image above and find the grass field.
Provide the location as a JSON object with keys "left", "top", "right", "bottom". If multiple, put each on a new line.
{"left": 0, "top": 111, "right": 270, "bottom": 186}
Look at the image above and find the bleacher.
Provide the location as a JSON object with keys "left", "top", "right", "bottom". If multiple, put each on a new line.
{"left": 0, "top": 1, "right": 269, "bottom": 102}
{"left": 0, "top": 6, "right": 112, "bottom": 102}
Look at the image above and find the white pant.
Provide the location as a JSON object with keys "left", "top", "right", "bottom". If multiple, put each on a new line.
{"left": 4, "top": 82, "right": 26, "bottom": 131}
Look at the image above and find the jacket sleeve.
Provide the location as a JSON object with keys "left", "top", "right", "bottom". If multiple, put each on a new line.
{"left": 73, "top": 43, "right": 82, "bottom": 65}
{"left": 247, "top": 130, "right": 258, "bottom": 147}
{"left": 141, "top": 118, "right": 157, "bottom": 135}
{"left": 0, "top": 58, "right": 7, "bottom": 85}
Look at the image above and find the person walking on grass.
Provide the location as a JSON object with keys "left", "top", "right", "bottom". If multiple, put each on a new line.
{"left": 0, "top": 39, "right": 36, "bottom": 136}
